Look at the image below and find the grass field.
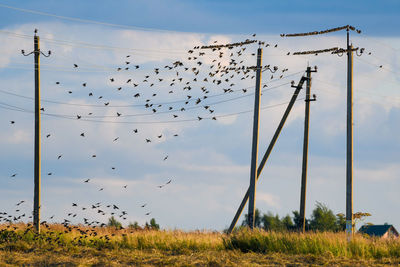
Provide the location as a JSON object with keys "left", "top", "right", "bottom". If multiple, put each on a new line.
{"left": 1, "top": 223, "right": 399, "bottom": 266}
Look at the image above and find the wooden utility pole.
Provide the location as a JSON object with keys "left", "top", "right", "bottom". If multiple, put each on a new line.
{"left": 22, "top": 30, "right": 50, "bottom": 233}
{"left": 248, "top": 47, "right": 263, "bottom": 229}
{"left": 299, "top": 66, "right": 317, "bottom": 232}
{"left": 228, "top": 75, "right": 308, "bottom": 234}
{"left": 346, "top": 28, "right": 354, "bottom": 239}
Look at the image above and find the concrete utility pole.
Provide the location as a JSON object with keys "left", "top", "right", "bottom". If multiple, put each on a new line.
{"left": 22, "top": 30, "right": 50, "bottom": 233}
{"left": 346, "top": 28, "right": 354, "bottom": 239}
{"left": 281, "top": 25, "right": 362, "bottom": 239}
{"left": 228, "top": 75, "right": 308, "bottom": 234}
{"left": 33, "top": 33, "right": 41, "bottom": 233}
{"left": 248, "top": 47, "right": 263, "bottom": 229}
{"left": 299, "top": 66, "right": 317, "bottom": 232}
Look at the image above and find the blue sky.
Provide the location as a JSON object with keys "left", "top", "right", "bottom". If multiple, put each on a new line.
{"left": 0, "top": 0, "right": 399, "bottom": 230}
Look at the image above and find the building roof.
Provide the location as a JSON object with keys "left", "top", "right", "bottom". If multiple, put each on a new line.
{"left": 358, "top": 224, "right": 398, "bottom": 237}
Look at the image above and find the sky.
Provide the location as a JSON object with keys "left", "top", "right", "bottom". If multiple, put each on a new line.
{"left": 0, "top": 0, "right": 399, "bottom": 231}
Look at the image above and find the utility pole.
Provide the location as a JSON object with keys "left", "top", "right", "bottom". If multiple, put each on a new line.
{"left": 299, "top": 66, "right": 317, "bottom": 232}
{"left": 346, "top": 28, "right": 354, "bottom": 239}
{"left": 33, "top": 32, "right": 41, "bottom": 233}
{"left": 228, "top": 75, "right": 308, "bottom": 234}
{"left": 248, "top": 47, "right": 263, "bottom": 229}
{"left": 281, "top": 25, "right": 363, "bottom": 239}
{"left": 22, "top": 29, "right": 50, "bottom": 233}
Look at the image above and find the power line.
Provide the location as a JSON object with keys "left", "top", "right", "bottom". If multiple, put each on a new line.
{"left": 0, "top": 3, "right": 200, "bottom": 34}
{"left": 0, "top": 70, "right": 304, "bottom": 108}
{"left": 0, "top": 29, "right": 188, "bottom": 55}
{"left": 0, "top": 81, "right": 293, "bottom": 119}
{"left": 0, "top": 97, "right": 304, "bottom": 125}
{"left": 355, "top": 57, "right": 400, "bottom": 76}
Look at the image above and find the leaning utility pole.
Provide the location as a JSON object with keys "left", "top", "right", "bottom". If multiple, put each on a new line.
{"left": 299, "top": 66, "right": 317, "bottom": 232}
{"left": 346, "top": 28, "right": 354, "bottom": 239}
{"left": 22, "top": 29, "right": 51, "bottom": 233}
{"left": 248, "top": 47, "right": 263, "bottom": 229}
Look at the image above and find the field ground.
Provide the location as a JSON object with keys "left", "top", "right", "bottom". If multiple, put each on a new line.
{"left": 1, "top": 224, "right": 399, "bottom": 266}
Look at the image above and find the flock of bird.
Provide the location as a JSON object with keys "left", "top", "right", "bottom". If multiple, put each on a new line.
{"left": 3, "top": 34, "right": 296, "bottom": 229}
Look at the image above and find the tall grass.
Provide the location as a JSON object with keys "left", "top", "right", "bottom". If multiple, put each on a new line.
{"left": 1, "top": 223, "right": 399, "bottom": 261}
{"left": 224, "top": 228, "right": 400, "bottom": 259}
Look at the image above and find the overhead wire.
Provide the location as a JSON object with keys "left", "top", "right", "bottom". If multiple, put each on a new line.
{"left": 0, "top": 3, "right": 198, "bottom": 34}
{"left": 0, "top": 97, "right": 305, "bottom": 125}
{"left": 0, "top": 70, "right": 304, "bottom": 108}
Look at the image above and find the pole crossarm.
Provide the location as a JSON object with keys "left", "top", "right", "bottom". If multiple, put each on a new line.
{"left": 227, "top": 75, "right": 308, "bottom": 234}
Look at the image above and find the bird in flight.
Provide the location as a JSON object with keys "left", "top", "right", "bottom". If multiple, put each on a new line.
{"left": 84, "top": 179, "right": 90, "bottom": 183}
{"left": 57, "top": 155, "right": 62, "bottom": 160}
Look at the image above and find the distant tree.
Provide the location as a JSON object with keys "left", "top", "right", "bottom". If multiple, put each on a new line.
{"left": 107, "top": 216, "right": 122, "bottom": 229}
{"left": 309, "top": 202, "right": 337, "bottom": 231}
{"left": 292, "top": 210, "right": 310, "bottom": 231}
{"left": 128, "top": 221, "right": 141, "bottom": 230}
{"left": 149, "top": 218, "right": 160, "bottom": 230}
{"left": 261, "top": 212, "right": 284, "bottom": 231}
{"left": 281, "top": 215, "right": 294, "bottom": 230}
{"left": 336, "top": 213, "right": 346, "bottom": 231}
{"left": 353, "top": 212, "right": 372, "bottom": 231}
{"left": 241, "top": 208, "right": 263, "bottom": 228}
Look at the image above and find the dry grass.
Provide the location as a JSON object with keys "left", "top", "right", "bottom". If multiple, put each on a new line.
{"left": 0, "top": 223, "right": 399, "bottom": 266}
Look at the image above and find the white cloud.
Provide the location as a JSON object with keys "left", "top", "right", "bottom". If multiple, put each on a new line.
{"left": 257, "top": 192, "right": 281, "bottom": 209}
{"left": 1, "top": 22, "right": 399, "bottom": 230}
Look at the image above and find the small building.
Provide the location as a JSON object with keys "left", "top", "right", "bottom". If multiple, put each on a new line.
{"left": 358, "top": 224, "right": 399, "bottom": 239}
